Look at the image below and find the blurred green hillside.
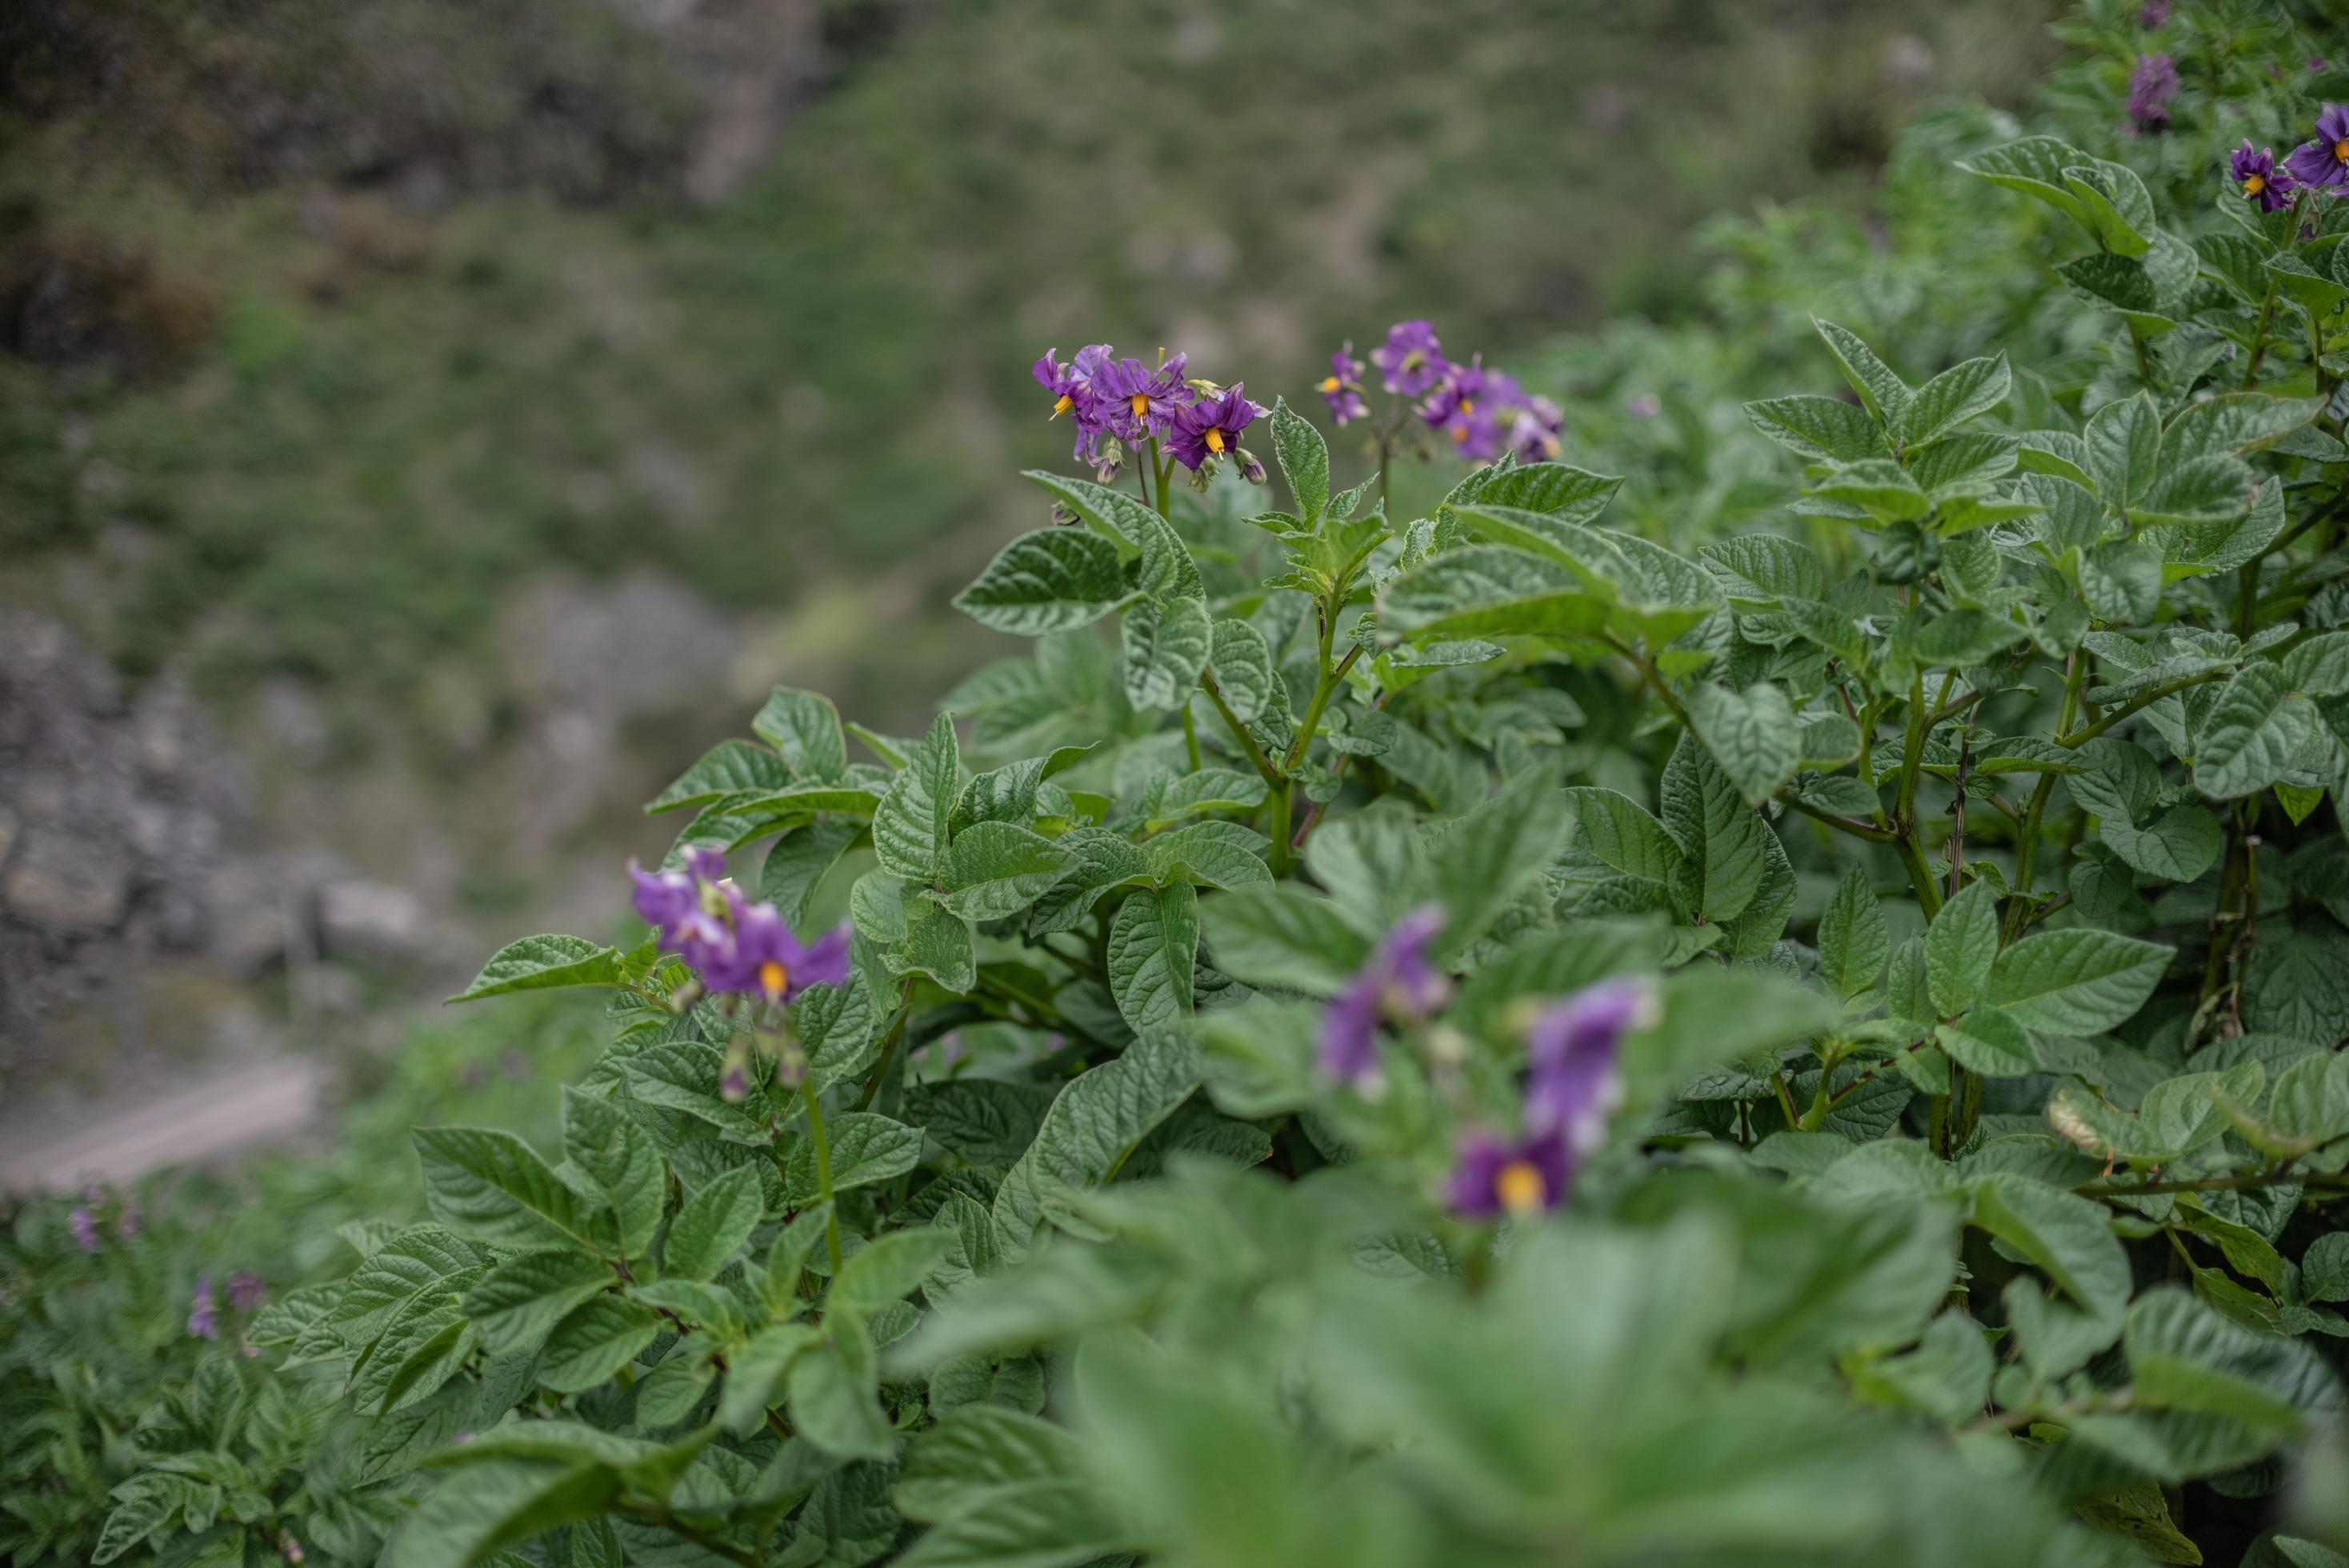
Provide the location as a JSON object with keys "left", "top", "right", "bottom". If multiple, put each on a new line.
{"left": 1, "top": 0, "right": 2053, "bottom": 738}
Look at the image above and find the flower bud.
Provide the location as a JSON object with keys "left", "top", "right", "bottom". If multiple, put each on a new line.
{"left": 1092, "top": 438, "right": 1125, "bottom": 486}
{"left": 720, "top": 1034, "right": 757, "bottom": 1102}
{"left": 1238, "top": 447, "right": 1267, "bottom": 486}
{"left": 667, "top": 978, "right": 702, "bottom": 1015}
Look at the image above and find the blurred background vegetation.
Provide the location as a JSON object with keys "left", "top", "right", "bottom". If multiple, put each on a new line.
{"left": 0, "top": 0, "right": 2055, "bottom": 1125}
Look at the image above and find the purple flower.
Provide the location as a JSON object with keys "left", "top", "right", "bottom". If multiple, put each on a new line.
{"left": 698, "top": 904, "right": 851, "bottom": 1002}
{"left": 1034, "top": 344, "right": 1113, "bottom": 460}
{"left": 631, "top": 849, "right": 729, "bottom": 952}
{"left": 1523, "top": 978, "right": 1655, "bottom": 1149}
{"left": 1507, "top": 394, "right": 1565, "bottom": 465}
{"left": 226, "top": 1270, "right": 268, "bottom": 1312}
{"left": 2233, "top": 142, "right": 2296, "bottom": 210}
{"left": 188, "top": 1275, "right": 218, "bottom": 1339}
{"left": 1318, "top": 906, "right": 1450, "bottom": 1087}
{"left": 1318, "top": 346, "right": 1370, "bottom": 425}
{"left": 69, "top": 1206, "right": 98, "bottom": 1254}
{"left": 2284, "top": 104, "right": 2349, "bottom": 189}
{"left": 2135, "top": 0, "right": 2169, "bottom": 24}
{"left": 2126, "top": 53, "right": 2178, "bottom": 132}
{"left": 118, "top": 1202, "right": 141, "bottom": 1241}
{"left": 1626, "top": 391, "right": 1662, "bottom": 418}
{"left": 1090, "top": 352, "right": 1192, "bottom": 443}
{"left": 1447, "top": 1122, "right": 1575, "bottom": 1220}
{"left": 1370, "top": 320, "right": 1449, "bottom": 398}
{"left": 1422, "top": 358, "right": 1504, "bottom": 461}
{"left": 1166, "top": 382, "right": 1268, "bottom": 471}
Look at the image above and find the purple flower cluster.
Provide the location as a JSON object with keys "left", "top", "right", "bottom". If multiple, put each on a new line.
{"left": 1032, "top": 344, "right": 1265, "bottom": 472}
{"left": 2127, "top": 53, "right": 2179, "bottom": 132}
{"left": 1319, "top": 906, "right": 1451, "bottom": 1089}
{"left": 1334, "top": 320, "right": 1564, "bottom": 463}
{"left": 2284, "top": 103, "right": 2349, "bottom": 191}
{"left": 188, "top": 1274, "right": 218, "bottom": 1339}
{"left": 630, "top": 847, "right": 850, "bottom": 1006}
{"left": 70, "top": 1206, "right": 99, "bottom": 1254}
{"left": 1448, "top": 978, "right": 1657, "bottom": 1222}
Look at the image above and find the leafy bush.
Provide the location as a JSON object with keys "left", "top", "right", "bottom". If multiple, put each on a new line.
{"left": 36, "top": 3, "right": 2349, "bottom": 1564}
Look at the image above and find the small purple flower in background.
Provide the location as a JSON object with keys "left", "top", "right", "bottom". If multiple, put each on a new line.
{"left": 2134, "top": 0, "right": 2169, "bottom": 24}
{"left": 1447, "top": 1122, "right": 1575, "bottom": 1220}
{"left": 2232, "top": 142, "right": 2296, "bottom": 210}
{"left": 1034, "top": 345, "right": 1112, "bottom": 460}
{"left": 1507, "top": 394, "right": 1566, "bottom": 465}
{"left": 2125, "top": 53, "right": 2178, "bottom": 132}
{"left": 1523, "top": 977, "right": 1655, "bottom": 1150}
{"left": 187, "top": 1275, "right": 218, "bottom": 1339}
{"left": 1626, "top": 391, "right": 1662, "bottom": 418}
{"left": 1318, "top": 346, "right": 1371, "bottom": 425}
{"left": 1423, "top": 358, "right": 1503, "bottom": 460}
{"left": 2284, "top": 103, "right": 2349, "bottom": 189}
{"left": 1090, "top": 351, "right": 1192, "bottom": 442}
{"left": 227, "top": 1270, "right": 268, "bottom": 1311}
{"left": 2314, "top": 57, "right": 2331, "bottom": 74}
{"left": 1371, "top": 320, "right": 1449, "bottom": 398}
{"left": 1167, "top": 382, "right": 1268, "bottom": 470}
{"left": 1319, "top": 906, "right": 1449, "bottom": 1087}
{"left": 69, "top": 1206, "right": 99, "bottom": 1254}
{"left": 118, "top": 1202, "right": 141, "bottom": 1241}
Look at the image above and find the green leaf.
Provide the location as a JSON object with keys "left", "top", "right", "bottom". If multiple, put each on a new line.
{"left": 1959, "top": 136, "right": 2092, "bottom": 226}
{"left": 832, "top": 1229, "right": 956, "bottom": 1316}
{"left": 755, "top": 686, "right": 850, "bottom": 781}
{"left": 450, "top": 935, "right": 624, "bottom": 1004}
{"left": 2126, "top": 1286, "right": 2336, "bottom": 1430}
{"left": 1968, "top": 1173, "right": 2130, "bottom": 1322}
{"left": 992, "top": 1032, "right": 1199, "bottom": 1251}
{"left": 896, "top": 1405, "right": 1086, "bottom": 1521}
{"left": 1925, "top": 879, "right": 2000, "bottom": 1018}
{"left": 1121, "top": 593, "right": 1215, "bottom": 712}
{"left": 334, "top": 1225, "right": 486, "bottom": 1343}
{"left": 1699, "top": 534, "right": 1827, "bottom": 605}
{"left": 1207, "top": 618, "right": 1277, "bottom": 723}
{"left": 1660, "top": 732, "right": 1770, "bottom": 925}
{"left": 536, "top": 1295, "right": 661, "bottom": 1394}
{"left": 2135, "top": 456, "right": 2254, "bottom": 527}
{"left": 2197, "top": 663, "right": 2313, "bottom": 799}
{"left": 954, "top": 530, "right": 1130, "bottom": 636}
{"left": 1744, "top": 394, "right": 1885, "bottom": 463}
{"left": 1269, "top": 396, "right": 1328, "bottom": 522}
{"left": 646, "top": 739, "right": 791, "bottom": 815}
{"left": 625, "top": 1041, "right": 773, "bottom": 1143}
{"left": 2084, "top": 392, "right": 2162, "bottom": 510}
{"left": 1427, "top": 774, "right": 1571, "bottom": 957}
{"left": 1455, "top": 462, "right": 1623, "bottom": 521}
{"left": 94, "top": 1474, "right": 207, "bottom": 1565}
{"left": 2059, "top": 254, "right": 2171, "bottom": 334}
{"left": 2283, "top": 632, "right": 2349, "bottom": 696}
{"left": 1144, "top": 821, "right": 1271, "bottom": 891}
{"left": 893, "top": 895, "right": 978, "bottom": 994}
{"left": 939, "top": 822, "right": 1075, "bottom": 920}
{"left": 718, "top": 1321, "right": 818, "bottom": 1436}
{"left": 1199, "top": 885, "right": 1372, "bottom": 995}
{"left": 797, "top": 980, "right": 880, "bottom": 1094}
{"left": 560, "top": 1088, "right": 665, "bottom": 1262}
{"left": 1986, "top": 930, "right": 2170, "bottom": 1035}
{"left": 2061, "top": 157, "right": 2155, "bottom": 255}
{"left": 662, "top": 1163, "right": 765, "bottom": 1282}
{"left": 1807, "top": 459, "right": 1928, "bottom": 524}
{"left": 786, "top": 1114, "right": 922, "bottom": 1205}
{"left": 414, "top": 1127, "right": 610, "bottom": 1252}
{"left": 388, "top": 1457, "right": 618, "bottom": 1568}
{"left": 761, "top": 821, "right": 859, "bottom": 926}
{"left": 1812, "top": 318, "right": 1910, "bottom": 426}
{"left": 2103, "top": 803, "right": 2224, "bottom": 883}
{"left": 350, "top": 1286, "right": 479, "bottom": 1414}
{"left": 874, "top": 713, "right": 962, "bottom": 882}
{"left": 790, "top": 1334, "right": 895, "bottom": 1460}
{"left": 1144, "top": 768, "right": 1268, "bottom": 830}
{"left": 1817, "top": 866, "right": 1890, "bottom": 1001}
{"left": 1935, "top": 1008, "right": 2042, "bottom": 1076}
{"left": 1377, "top": 545, "right": 1607, "bottom": 642}
{"left": 465, "top": 1251, "right": 614, "bottom": 1358}
{"left": 2266, "top": 251, "right": 2349, "bottom": 315}
{"left": 1901, "top": 354, "right": 2009, "bottom": 447}
{"left": 1684, "top": 682, "right": 1802, "bottom": 809}
{"left": 1106, "top": 882, "right": 1200, "bottom": 1030}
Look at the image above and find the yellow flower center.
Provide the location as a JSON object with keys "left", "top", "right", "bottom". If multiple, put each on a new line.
{"left": 2243, "top": 173, "right": 2266, "bottom": 195}
{"left": 1051, "top": 393, "right": 1074, "bottom": 416}
{"left": 1459, "top": 398, "right": 1475, "bottom": 417}
{"left": 1495, "top": 1160, "right": 1547, "bottom": 1217}
{"left": 1130, "top": 392, "right": 1150, "bottom": 418}
{"left": 758, "top": 960, "right": 789, "bottom": 998}
{"left": 1317, "top": 375, "right": 1342, "bottom": 393}
{"left": 1450, "top": 423, "right": 1471, "bottom": 446}
{"left": 2336, "top": 138, "right": 2349, "bottom": 164}
{"left": 1204, "top": 426, "right": 1226, "bottom": 454}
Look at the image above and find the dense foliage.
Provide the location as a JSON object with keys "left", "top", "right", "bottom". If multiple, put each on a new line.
{"left": 17, "top": 2, "right": 2349, "bottom": 1563}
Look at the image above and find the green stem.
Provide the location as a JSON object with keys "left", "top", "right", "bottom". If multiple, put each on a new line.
{"left": 1777, "top": 790, "right": 1899, "bottom": 844}
{"left": 1268, "top": 780, "right": 1295, "bottom": 878}
{"left": 1283, "top": 600, "right": 1344, "bottom": 773}
{"left": 2055, "top": 670, "right": 2225, "bottom": 750}
{"left": 851, "top": 978, "right": 917, "bottom": 1114}
{"left": 1199, "top": 672, "right": 1283, "bottom": 789}
{"left": 1603, "top": 631, "right": 1693, "bottom": 732}
{"left": 797, "top": 1078, "right": 845, "bottom": 1275}
{"left": 2078, "top": 1169, "right": 2349, "bottom": 1198}
{"left": 2009, "top": 650, "right": 2088, "bottom": 928}
{"left": 1180, "top": 702, "right": 1203, "bottom": 772}
{"left": 2243, "top": 272, "right": 2279, "bottom": 387}
{"left": 1146, "top": 436, "right": 1170, "bottom": 518}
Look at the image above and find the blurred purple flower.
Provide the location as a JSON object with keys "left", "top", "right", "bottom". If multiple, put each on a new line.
{"left": 1166, "top": 382, "right": 1267, "bottom": 470}
{"left": 1447, "top": 1122, "right": 1575, "bottom": 1220}
{"left": 118, "top": 1202, "right": 141, "bottom": 1241}
{"left": 1507, "top": 394, "right": 1566, "bottom": 464}
{"left": 700, "top": 906, "right": 850, "bottom": 1002}
{"left": 188, "top": 1275, "right": 218, "bottom": 1339}
{"left": 1422, "top": 358, "right": 1504, "bottom": 460}
{"left": 631, "top": 850, "right": 729, "bottom": 956}
{"left": 1524, "top": 977, "right": 1655, "bottom": 1148}
{"left": 1319, "top": 906, "right": 1449, "bottom": 1086}
{"left": 1318, "top": 346, "right": 1371, "bottom": 425}
{"left": 2233, "top": 142, "right": 2296, "bottom": 210}
{"left": 1627, "top": 391, "right": 1662, "bottom": 418}
{"left": 2135, "top": 0, "right": 2169, "bottom": 24}
{"left": 1090, "top": 352, "right": 1192, "bottom": 442}
{"left": 1370, "top": 320, "right": 1449, "bottom": 398}
{"left": 226, "top": 1270, "right": 268, "bottom": 1312}
{"left": 2125, "top": 54, "right": 2178, "bottom": 132}
{"left": 69, "top": 1206, "right": 99, "bottom": 1254}
{"left": 2284, "top": 103, "right": 2349, "bottom": 188}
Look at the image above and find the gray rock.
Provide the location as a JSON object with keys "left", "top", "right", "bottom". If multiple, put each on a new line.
{"left": 5, "top": 830, "right": 130, "bottom": 935}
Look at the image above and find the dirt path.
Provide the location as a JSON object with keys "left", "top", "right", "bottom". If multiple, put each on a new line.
{"left": 0, "top": 1054, "right": 327, "bottom": 1193}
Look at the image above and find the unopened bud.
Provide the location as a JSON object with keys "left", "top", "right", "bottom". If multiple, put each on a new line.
{"left": 1425, "top": 1025, "right": 1470, "bottom": 1069}
{"left": 667, "top": 978, "right": 702, "bottom": 1015}
{"left": 720, "top": 1034, "right": 756, "bottom": 1102}
{"left": 1050, "top": 502, "right": 1077, "bottom": 526}
{"left": 769, "top": 1033, "right": 809, "bottom": 1090}
{"left": 1092, "top": 438, "right": 1125, "bottom": 486}
{"left": 1237, "top": 447, "right": 1267, "bottom": 486}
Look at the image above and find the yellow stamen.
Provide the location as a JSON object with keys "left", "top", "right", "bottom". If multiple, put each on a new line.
{"left": 1130, "top": 392, "right": 1150, "bottom": 418}
{"left": 1495, "top": 1160, "right": 1547, "bottom": 1217}
{"left": 1051, "top": 393, "right": 1074, "bottom": 417}
{"left": 1459, "top": 398, "right": 1475, "bottom": 417}
{"left": 1317, "top": 375, "right": 1342, "bottom": 393}
{"left": 2335, "top": 138, "right": 2349, "bottom": 164}
{"left": 1204, "top": 426, "right": 1225, "bottom": 454}
{"left": 758, "top": 959, "right": 789, "bottom": 997}
{"left": 2243, "top": 174, "right": 2266, "bottom": 196}
{"left": 1450, "top": 423, "right": 1471, "bottom": 446}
